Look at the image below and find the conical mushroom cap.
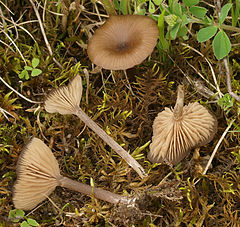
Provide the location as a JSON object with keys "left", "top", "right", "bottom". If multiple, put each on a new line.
{"left": 13, "top": 138, "right": 60, "bottom": 210}
{"left": 148, "top": 86, "right": 217, "bottom": 165}
{"left": 44, "top": 75, "right": 83, "bottom": 115}
{"left": 87, "top": 15, "right": 159, "bottom": 70}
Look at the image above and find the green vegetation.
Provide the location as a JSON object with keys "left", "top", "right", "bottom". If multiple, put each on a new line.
{"left": 19, "top": 58, "right": 42, "bottom": 80}
{"left": 0, "top": 0, "right": 240, "bottom": 226}
{"left": 8, "top": 209, "right": 39, "bottom": 227}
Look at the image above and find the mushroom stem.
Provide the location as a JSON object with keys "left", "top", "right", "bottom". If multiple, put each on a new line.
{"left": 75, "top": 107, "right": 147, "bottom": 179}
{"left": 13, "top": 138, "right": 136, "bottom": 210}
{"left": 173, "top": 85, "right": 184, "bottom": 119}
{"left": 59, "top": 176, "right": 131, "bottom": 205}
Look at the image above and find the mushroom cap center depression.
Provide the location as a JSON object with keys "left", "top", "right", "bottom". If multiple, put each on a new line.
{"left": 87, "top": 15, "right": 159, "bottom": 70}
{"left": 106, "top": 29, "right": 142, "bottom": 55}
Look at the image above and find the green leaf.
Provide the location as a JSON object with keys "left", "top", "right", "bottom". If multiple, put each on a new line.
{"left": 25, "top": 73, "right": 30, "bottom": 80}
{"left": 8, "top": 209, "right": 23, "bottom": 223}
{"left": 170, "top": 22, "right": 181, "bottom": 40}
{"left": 135, "top": 4, "right": 146, "bottom": 15}
{"left": 232, "top": 0, "right": 240, "bottom": 27}
{"left": 173, "top": 3, "right": 182, "bottom": 17}
{"left": 213, "top": 30, "right": 231, "bottom": 60}
{"left": 113, "top": 0, "right": 120, "bottom": 10}
{"left": 32, "top": 58, "right": 40, "bottom": 68}
{"left": 202, "top": 15, "right": 212, "bottom": 24}
{"left": 152, "top": 0, "right": 162, "bottom": 5}
{"left": 219, "top": 3, "right": 232, "bottom": 25}
{"left": 24, "top": 66, "right": 33, "bottom": 71}
{"left": 190, "top": 6, "right": 207, "bottom": 18}
{"left": 137, "top": 0, "right": 147, "bottom": 4}
{"left": 158, "top": 10, "right": 168, "bottom": 50}
{"left": 31, "top": 69, "right": 42, "bottom": 77}
{"left": 100, "top": 0, "right": 117, "bottom": 15}
{"left": 217, "top": 93, "right": 234, "bottom": 111}
{"left": 197, "top": 26, "right": 218, "bottom": 42}
{"left": 15, "top": 209, "right": 25, "bottom": 218}
{"left": 21, "top": 221, "right": 28, "bottom": 227}
{"left": 177, "top": 25, "right": 188, "bottom": 38}
{"left": 27, "top": 218, "right": 39, "bottom": 226}
{"left": 149, "top": 0, "right": 155, "bottom": 13}
{"left": 120, "top": 0, "right": 129, "bottom": 15}
{"left": 181, "top": 14, "right": 188, "bottom": 25}
{"left": 183, "top": 0, "right": 199, "bottom": 7}
{"left": 19, "top": 70, "right": 28, "bottom": 79}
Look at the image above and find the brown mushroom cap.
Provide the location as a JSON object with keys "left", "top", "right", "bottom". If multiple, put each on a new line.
{"left": 44, "top": 75, "right": 82, "bottom": 115}
{"left": 87, "top": 15, "right": 159, "bottom": 70}
{"left": 148, "top": 85, "right": 218, "bottom": 165}
{"left": 13, "top": 138, "right": 60, "bottom": 210}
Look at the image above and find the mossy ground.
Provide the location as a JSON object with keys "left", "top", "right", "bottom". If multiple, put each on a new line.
{"left": 0, "top": 0, "right": 240, "bottom": 226}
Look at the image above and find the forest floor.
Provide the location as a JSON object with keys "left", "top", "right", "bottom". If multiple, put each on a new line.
{"left": 0, "top": 0, "right": 240, "bottom": 226}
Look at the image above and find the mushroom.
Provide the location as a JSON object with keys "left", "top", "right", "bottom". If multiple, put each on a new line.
{"left": 87, "top": 15, "right": 159, "bottom": 70}
{"left": 44, "top": 75, "right": 147, "bottom": 178}
{"left": 13, "top": 138, "right": 134, "bottom": 210}
{"left": 148, "top": 85, "right": 218, "bottom": 165}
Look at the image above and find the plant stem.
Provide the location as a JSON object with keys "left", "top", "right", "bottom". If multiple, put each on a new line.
{"left": 75, "top": 107, "right": 147, "bottom": 179}
{"left": 189, "top": 16, "right": 240, "bottom": 33}
{"left": 59, "top": 176, "right": 132, "bottom": 205}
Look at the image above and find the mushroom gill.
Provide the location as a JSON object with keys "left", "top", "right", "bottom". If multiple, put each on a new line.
{"left": 13, "top": 138, "right": 133, "bottom": 210}
{"left": 44, "top": 75, "right": 147, "bottom": 179}
{"left": 148, "top": 85, "right": 218, "bottom": 165}
{"left": 44, "top": 75, "right": 83, "bottom": 115}
{"left": 13, "top": 138, "right": 60, "bottom": 210}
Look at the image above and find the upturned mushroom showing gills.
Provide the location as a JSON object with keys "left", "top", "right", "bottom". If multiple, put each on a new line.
{"left": 13, "top": 138, "right": 133, "bottom": 210}
{"left": 148, "top": 85, "right": 217, "bottom": 165}
{"left": 87, "top": 15, "right": 159, "bottom": 70}
{"left": 44, "top": 75, "right": 147, "bottom": 179}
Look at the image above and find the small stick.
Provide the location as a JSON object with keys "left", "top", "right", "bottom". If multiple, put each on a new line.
{"left": 0, "top": 76, "right": 41, "bottom": 104}
{"left": 194, "top": 119, "right": 234, "bottom": 185}
{"left": 202, "top": 119, "right": 234, "bottom": 175}
{"left": 223, "top": 58, "right": 240, "bottom": 102}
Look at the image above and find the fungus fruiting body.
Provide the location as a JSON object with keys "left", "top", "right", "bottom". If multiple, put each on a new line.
{"left": 13, "top": 138, "right": 133, "bottom": 210}
{"left": 44, "top": 75, "right": 147, "bottom": 178}
{"left": 87, "top": 15, "right": 159, "bottom": 70}
{"left": 13, "top": 138, "right": 60, "bottom": 210}
{"left": 148, "top": 85, "right": 217, "bottom": 165}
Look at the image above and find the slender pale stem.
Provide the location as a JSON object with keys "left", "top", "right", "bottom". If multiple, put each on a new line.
{"left": 75, "top": 107, "right": 147, "bottom": 179}
{"left": 59, "top": 176, "right": 132, "bottom": 205}
{"left": 173, "top": 85, "right": 184, "bottom": 119}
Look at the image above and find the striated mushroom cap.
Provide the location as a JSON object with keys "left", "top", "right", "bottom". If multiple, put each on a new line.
{"left": 148, "top": 85, "right": 217, "bottom": 165}
{"left": 87, "top": 15, "right": 159, "bottom": 70}
{"left": 13, "top": 138, "right": 60, "bottom": 210}
{"left": 44, "top": 75, "right": 82, "bottom": 115}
